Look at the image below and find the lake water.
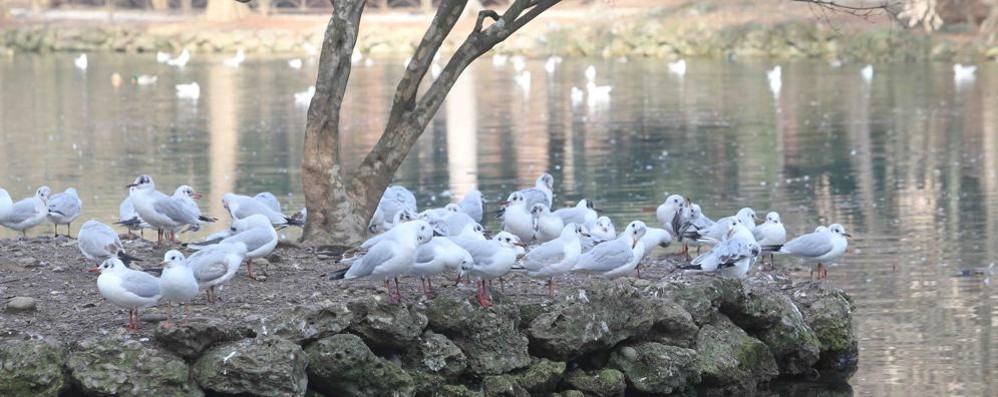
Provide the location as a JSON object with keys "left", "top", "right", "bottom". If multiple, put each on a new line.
{"left": 2, "top": 53, "right": 997, "bottom": 395}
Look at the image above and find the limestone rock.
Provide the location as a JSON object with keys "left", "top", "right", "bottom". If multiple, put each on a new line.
{"left": 694, "top": 315, "right": 779, "bottom": 391}
{"left": 648, "top": 275, "right": 745, "bottom": 326}
{"left": 0, "top": 339, "right": 67, "bottom": 397}
{"left": 347, "top": 297, "right": 428, "bottom": 349}
{"left": 527, "top": 281, "right": 659, "bottom": 361}
{"left": 4, "top": 296, "right": 37, "bottom": 313}
{"left": 726, "top": 283, "right": 821, "bottom": 375}
{"left": 67, "top": 337, "right": 201, "bottom": 397}
{"left": 403, "top": 330, "right": 467, "bottom": 377}
{"left": 608, "top": 342, "right": 700, "bottom": 394}
{"left": 262, "top": 302, "right": 353, "bottom": 344}
{"left": 305, "top": 334, "right": 415, "bottom": 397}
{"left": 563, "top": 368, "right": 626, "bottom": 397}
{"left": 792, "top": 283, "right": 859, "bottom": 378}
{"left": 425, "top": 296, "right": 530, "bottom": 375}
{"left": 193, "top": 336, "right": 307, "bottom": 397}
{"left": 154, "top": 319, "right": 254, "bottom": 360}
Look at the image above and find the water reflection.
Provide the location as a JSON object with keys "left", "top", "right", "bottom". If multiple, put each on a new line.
{"left": 1, "top": 54, "right": 998, "bottom": 395}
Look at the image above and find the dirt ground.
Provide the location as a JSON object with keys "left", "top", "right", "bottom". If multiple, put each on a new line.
{"left": 0, "top": 233, "right": 808, "bottom": 342}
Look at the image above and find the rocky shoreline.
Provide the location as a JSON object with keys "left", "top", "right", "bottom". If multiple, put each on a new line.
{"left": 2, "top": 17, "right": 997, "bottom": 61}
{"left": 1, "top": 235, "right": 858, "bottom": 397}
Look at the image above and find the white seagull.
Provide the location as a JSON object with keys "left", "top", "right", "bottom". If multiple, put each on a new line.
{"left": 553, "top": 198, "right": 598, "bottom": 230}
{"left": 91, "top": 257, "right": 161, "bottom": 331}
{"left": 126, "top": 175, "right": 213, "bottom": 244}
{"left": 47, "top": 187, "right": 82, "bottom": 237}
{"left": 1, "top": 186, "right": 51, "bottom": 238}
{"left": 187, "top": 214, "right": 278, "bottom": 280}
{"left": 159, "top": 251, "right": 199, "bottom": 327}
{"left": 667, "top": 59, "right": 686, "bottom": 76}
{"left": 572, "top": 220, "right": 647, "bottom": 278}
{"left": 78, "top": 219, "right": 142, "bottom": 264}
{"left": 681, "top": 220, "right": 760, "bottom": 279}
{"left": 767, "top": 65, "right": 782, "bottom": 98}
{"left": 74, "top": 54, "right": 88, "bottom": 70}
{"left": 753, "top": 211, "right": 787, "bottom": 268}
{"left": 222, "top": 192, "right": 304, "bottom": 228}
{"left": 166, "top": 49, "right": 191, "bottom": 67}
{"left": 223, "top": 49, "right": 246, "bottom": 68}
{"left": 515, "top": 223, "right": 586, "bottom": 297}
{"left": 530, "top": 203, "right": 564, "bottom": 243}
{"left": 771, "top": 223, "right": 850, "bottom": 280}
{"left": 460, "top": 231, "right": 522, "bottom": 308}
{"left": 409, "top": 237, "right": 473, "bottom": 298}
{"left": 458, "top": 189, "right": 486, "bottom": 223}
{"left": 175, "top": 82, "right": 200, "bottom": 100}
{"left": 329, "top": 220, "right": 435, "bottom": 304}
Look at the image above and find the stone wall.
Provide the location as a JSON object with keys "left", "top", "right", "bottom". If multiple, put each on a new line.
{"left": 2, "top": 20, "right": 997, "bottom": 61}
{"left": 0, "top": 275, "right": 858, "bottom": 396}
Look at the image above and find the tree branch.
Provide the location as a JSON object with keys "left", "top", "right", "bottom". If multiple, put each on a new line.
{"left": 383, "top": 0, "right": 470, "bottom": 134}
{"left": 474, "top": 9, "right": 501, "bottom": 32}
{"left": 790, "top": 0, "right": 896, "bottom": 12}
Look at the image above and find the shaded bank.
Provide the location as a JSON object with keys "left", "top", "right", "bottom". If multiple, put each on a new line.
{"left": 2, "top": 16, "right": 998, "bottom": 61}
{"left": 1, "top": 272, "right": 858, "bottom": 396}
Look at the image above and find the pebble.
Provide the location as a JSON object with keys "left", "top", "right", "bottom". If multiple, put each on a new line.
{"left": 140, "top": 313, "right": 168, "bottom": 323}
{"left": 51, "top": 266, "right": 65, "bottom": 273}
{"left": 618, "top": 346, "right": 638, "bottom": 362}
{"left": 17, "top": 257, "right": 41, "bottom": 268}
{"left": 253, "top": 258, "right": 270, "bottom": 266}
{"left": 5, "top": 297, "right": 38, "bottom": 313}
{"left": 632, "top": 279, "right": 651, "bottom": 288}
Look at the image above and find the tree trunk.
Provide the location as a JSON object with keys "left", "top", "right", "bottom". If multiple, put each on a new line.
{"left": 301, "top": 0, "right": 368, "bottom": 246}
{"left": 301, "top": 0, "right": 562, "bottom": 246}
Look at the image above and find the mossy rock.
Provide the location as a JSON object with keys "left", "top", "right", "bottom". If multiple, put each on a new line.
{"left": 608, "top": 342, "right": 700, "bottom": 395}
{"left": 694, "top": 315, "right": 778, "bottom": 392}
{"left": 68, "top": 337, "right": 201, "bottom": 397}
{"left": 193, "top": 335, "right": 307, "bottom": 397}
{"left": 0, "top": 339, "right": 68, "bottom": 397}
{"left": 305, "top": 333, "right": 415, "bottom": 397}
{"left": 425, "top": 296, "right": 530, "bottom": 375}
{"left": 347, "top": 296, "right": 428, "bottom": 350}
{"left": 402, "top": 330, "right": 467, "bottom": 378}
{"left": 261, "top": 301, "right": 354, "bottom": 344}
{"left": 792, "top": 283, "right": 859, "bottom": 379}
{"left": 563, "top": 368, "right": 626, "bottom": 397}
{"left": 154, "top": 318, "right": 254, "bottom": 360}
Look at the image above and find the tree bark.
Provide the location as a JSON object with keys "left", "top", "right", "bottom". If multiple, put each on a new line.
{"left": 301, "top": 0, "right": 368, "bottom": 246}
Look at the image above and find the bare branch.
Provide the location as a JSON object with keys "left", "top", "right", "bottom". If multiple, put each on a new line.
{"left": 474, "top": 9, "right": 501, "bottom": 32}
{"left": 790, "top": 0, "right": 896, "bottom": 12}
{"left": 383, "top": 0, "right": 469, "bottom": 134}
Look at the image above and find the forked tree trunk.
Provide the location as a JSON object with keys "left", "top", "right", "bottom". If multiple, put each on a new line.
{"left": 302, "top": 0, "right": 562, "bottom": 246}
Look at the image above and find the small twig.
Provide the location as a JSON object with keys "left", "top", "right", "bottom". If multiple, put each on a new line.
{"left": 475, "top": 10, "right": 501, "bottom": 32}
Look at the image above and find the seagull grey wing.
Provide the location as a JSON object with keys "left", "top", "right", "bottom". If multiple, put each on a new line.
{"left": 782, "top": 233, "right": 833, "bottom": 258}
{"left": 715, "top": 239, "right": 752, "bottom": 265}
{"left": 463, "top": 240, "right": 500, "bottom": 267}
{"left": 48, "top": 194, "right": 80, "bottom": 216}
{"left": 119, "top": 197, "right": 136, "bottom": 221}
{"left": 519, "top": 189, "right": 548, "bottom": 208}
{"left": 188, "top": 249, "right": 233, "bottom": 282}
{"left": 752, "top": 227, "right": 766, "bottom": 242}
{"left": 523, "top": 241, "right": 566, "bottom": 270}
{"left": 575, "top": 240, "right": 632, "bottom": 272}
{"left": 553, "top": 208, "right": 585, "bottom": 225}
{"left": 414, "top": 243, "right": 438, "bottom": 265}
{"left": 153, "top": 198, "right": 199, "bottom": 224}
{"left": 344, "top": 242, "right": 395, "bottom": 278}
{"left": 122, "top": 272, "right": 161, "bottom": 298}
{"left": 254, "top": 192, "right": 282, "bottom": 212}
{"left": 4, "top": 200, "right": 39, "bottom": 224}
{"left": 222, "top": 227, "right": 274, "bottom": 252}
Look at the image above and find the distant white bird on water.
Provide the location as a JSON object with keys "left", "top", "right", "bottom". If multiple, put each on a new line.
{"left": 860, "top": 64, "right": 874, "bottom": 83}
{"left": 74, "top": 54, "right": 88, "bottom": 70}
{"left": 167, "top": 49, "right": 191, "bottom": 67}
{"left": 570, "top": 86, "right": 584, "bottom": 107}
{"left": 544, "top": 56, "right": 562, "bottom": 74}
{"left": 303, "top": 42, "right": 318, "bottom": 56}
{"left": 667, "top": 59, "right": 686, "bottom": 76}
{"left": 954, "top": 64, "right": 976, "bottom": 83}
{"left": 492, "top": 54, "right": 509, "bottom": 67}
{"left": 223, "top": 49, "right": 246, "bottom": 68}
{"left": 176, "top": 82, "right": 200, "bottom": 100}
{"left": 511, "top": 55, "right": 526, "bottom": 73}
{"left": 351, "top": 51, "right": 363, "bottom": 65}
{"left": 584, "top": 66, "right": 612, "bottom": 108}
{"left": 767, "top": 66, "right": 781, "bottom": 98}
{"left": 294, "top": 86, "right": 315, "bottom": 106}
{"left": 515, "top": 71, "right": 531, "bottom": 96}
{"left": 156, "top": 51, "right": 171, "bottom": 63}
{"left": 288, "top": 58, "right": 303, "bottom": 69}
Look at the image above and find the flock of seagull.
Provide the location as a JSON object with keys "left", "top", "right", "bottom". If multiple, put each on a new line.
{"left": 0, "top": 171, "right": 851, "bottom": 328}
{"left": 327, "top": 173, "right": 852, "bottom": 308}
{"left": 0, "top": 175, "right": 303, "bottom": 330}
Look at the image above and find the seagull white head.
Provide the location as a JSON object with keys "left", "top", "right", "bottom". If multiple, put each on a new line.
{"left": 493, "top": 231, "right": 522, "bottom": 248}
{"left": 174, "top": 185, "right": 202, "bottom": 200}
{"left": 765, "top": 211, "right": 780, "bottom": 224}
{"left": 530, "top": 203, "right": 551, "bottom": 217}
{"left": 161, "top": 250, "right": 187, "bottom": 268}
{"left": 625, "top": 220, "right": 648, "bottom": 248}
{"left": 90, "top": 257, "right": 126, "bottom": 273}
{"left": 445, "top": 203, "right": 461, "bottom": 212}
{"left": 36, "top": 186, "right": 52, "bottom": 201}
{"left": 828, "top": 223, "right": 851, "bottom": 238}
{"left": 126, "top": 174, "right": 155, "bottom": 191}
{"left": 562, "top": 223, "right": 588, "bottom": 239}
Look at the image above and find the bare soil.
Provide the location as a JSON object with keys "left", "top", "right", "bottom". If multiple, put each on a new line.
{"left": 0, "top": 234, "right": 806, "bottom": 343}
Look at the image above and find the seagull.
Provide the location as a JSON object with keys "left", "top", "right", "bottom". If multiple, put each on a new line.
{"left": 513, "top": 173, "right": 554, "bottom": 209}
{"left": 369, "top": 186, "right": 418, "bottom": 233}
{"left": 553, "top": 198, "right": 598, "bottom": 229}
{"left": 175, "top": 82, "right": 200, "bottom": 100}
{"left": 288, "top": 58, "right": 303, "bottom": 69}
{"left": 302, "top": 42, "right": 318, "bottom": 56}
{"left": 221, "top": 49, "right": 244, "bottom": 67}
{"left": 1, "top": 186, "right": 51, "bottom": 238}
{"left": 90, "top": 257, "right": 161, "bottom": 331}
{"left": 171, "top": 185, "right": 215, "bottom": 234}
{"left": 458, "top": 189, "right": 485, "bottom": 223}
{"left": 78, "top": 220, "right": 143, "bottom": 264}
{"left": 589, "top": 216, "right": 616, "bottom": 243}
{"left": 656, "top": 194, "right": 687, "bottom": 241}
{"left": 768, "top": 223, "right": 851, "bottom": 280}
{"left": 442, "top": 211, "right": 477, "bottom": 237}
{"left": 222, "top": 193, "right": 304, "bottom": 228}
{"left": 166, "top": 242, "right": 248, "bottom": 304}
{"left": 677, "top": 202, "right": 714, "bottom": 255}
{"left": 544, "top": 56, "right": 562, "bottom": 74}
{"left": 572, "top": 220, "right": 647, "bottom": 278}
{"left": 0, "top": 189, "right": 13, "bottom": 223}
{"left": 634, "top": 227, "right": 672, "bottom": 277}
{"left": 460, "top": 231, "right": 522, "bottom": 307}
{"left": 860, "top": 64, "right": 874, "bottom": 83}
{"left": 531, "top": 203, "right": 564, "bottom": 243}
{"left": 126, "top": 175, "right": 213, "bottom": 244}
{"left": 667, "top": 59, "right": 686, "bottom": 76}
{"left": 329, "top": 220, "right": 435, "bottom": 304}
{"left": 753, "top": 211, "right": 787, "bottom": 268}
{"left": 47, "top": 187, "right": 82, "bottom": 237}
{"left": 294, "top": 86, "right": 315, "bottom": 106}
{"left": 158, "top": 251, "right": 198, "bottom": 328}
{"left": 117, "top": 187, "right": 152, "bottom": 238}
{"left": 514, "top": 71, "right": 531, "bottom": 96}
{"left": 419, "top": 203, "right": 459, "bottom": 227}
{"left": 954, "top": 63, "right": 977, "bottom": 83}
{"left": 511, "top": 56, "right": 526, "bottom": 73}
{"left": 492, "top": 54, "right": 509, "bottom": 67}
{"left": 409, "top": 237, "right": 473, "bottom": 298}
{"left": 501, "top": 193, "right": 534, "bottom": 242}
{"left": 767, "top": 66, "right": 781, "bottom": 98}
{"left": 570, "top": 86, "right": 584, "bottom": 107}
{"left": 683, "top": 207, "right": 759, "bottom": 245}
{"left": 350, "top": 51, "right": 363, "bottom": 64}
{"left": 74, "top": 54, "right": 88, "bottom": 70}
{"left": 254, "top": 192, "right": 282, "bottom": 213}
{"left": 584, "top": 65, "right": 597, "bottom": 82}
{"left": 680, "top": 220, "right": 760, "bottom": 278}
{"left": 156, "top": 51, "right": 171, "bottom": 63}
{"left": 166, "top": 49, "right": 191, "bottom": 67}
{"left": 187, "top": 214, "right": 278, "bottom": 280}
{"left": 515, "top": 223, "right": 586, "bottom": 298}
